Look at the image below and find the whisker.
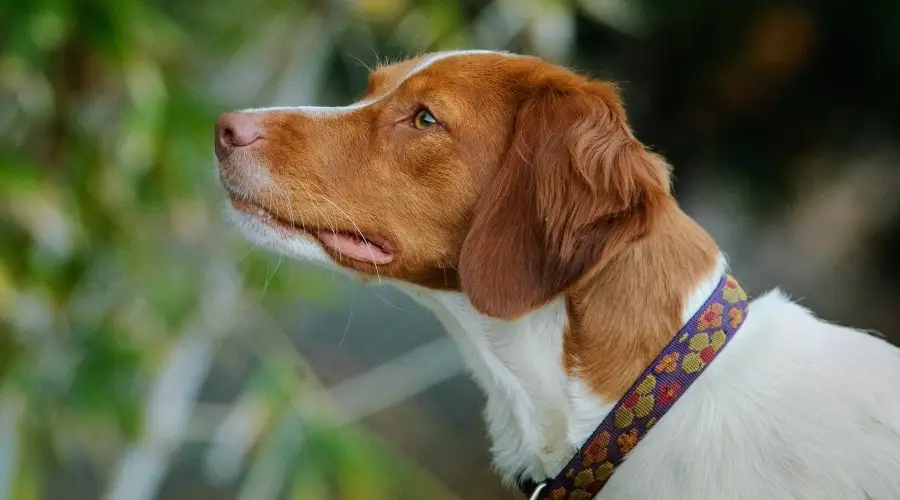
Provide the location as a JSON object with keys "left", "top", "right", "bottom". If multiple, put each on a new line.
{"left": 262, "top": 253, "right": 283, "bottom": 299}
{"left": 338, "top": 285, "right": 358, "bottom": 348}
{"left": 343, "top": 51, "right": 373, "bottom": 73}
{"left": 367, "top": 43, "right": 381, "bottom": 68}
{"left": 367, "top": 288, "right": 412, "bottom": 313}
{"left": 309, "top": 192, "right": 345, "bottom": 262}
{"left": 276, "top": 180, "right": 311, "bottom": 243}
{"left": 239, "top": 243, "right": 259, "bottom": 263}
{"left": 278, "top": 181, "right": 351, "bottom": 296}
{"left": 296, "top": 171, "right": 390, "bottom": 287}
{"left": 314, "top": 194, "right": 385, "bottom": 285}
{"left": 286, "top": 175, "right": 341, "bottom": 251}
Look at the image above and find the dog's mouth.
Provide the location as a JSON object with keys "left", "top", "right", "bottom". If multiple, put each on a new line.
{"left": 228, "top": 195, "right": 395, "bottom": 265}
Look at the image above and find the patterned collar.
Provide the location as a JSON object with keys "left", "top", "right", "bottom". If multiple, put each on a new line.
{"left": 519, "top": 274, "right": 750, "bottom": 500}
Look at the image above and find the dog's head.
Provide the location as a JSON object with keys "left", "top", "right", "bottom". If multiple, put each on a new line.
{"left": 216, "top": 51, "right": 671, "bottom": 319}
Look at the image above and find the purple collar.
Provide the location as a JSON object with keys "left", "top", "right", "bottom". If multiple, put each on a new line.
{"left": 519, "top": 275, "right": 749, "bottom": 500}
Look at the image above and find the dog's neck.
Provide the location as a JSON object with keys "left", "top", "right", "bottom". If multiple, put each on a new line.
{"left": 400, "top": 203, "right": 721, "bottom": 483}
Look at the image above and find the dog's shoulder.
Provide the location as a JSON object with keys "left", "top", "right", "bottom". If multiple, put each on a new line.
{"left": 602, "top": 289, "right": 900, "bottom": 500}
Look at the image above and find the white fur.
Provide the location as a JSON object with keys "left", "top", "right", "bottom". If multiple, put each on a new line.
{"left": 371, "top": 262, "right": 900, "bottom": 500}
{"left": 224, "top": 49, "right": 900, "bottom": 498}
{"left": 394, "top": 254, "right": 736, "bottom": 487}
{"left": 596, "top": 288, "right": 900, "bottom": 500}
{"left": 239, "top": 205, "right": 900, "bottom": 500}
{"left": 562, "top": 255, "right": 729, "bottom": 475}
{"left": 228, "top": 208, "right": 333, "bottom": 265}
{"left": 681, "top": 254, "right": 727, "bottom": 325}
{"left": 244, "top": 50, "right": 511, "bottom": 117}
{"left": 397, "top": 286, "right": 576, "bottom": 481}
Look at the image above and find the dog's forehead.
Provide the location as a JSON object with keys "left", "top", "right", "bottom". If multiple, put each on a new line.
{"left": 370, "top": 56, "right": 424, "bottom": 84}
{"left": 369, "top": 50, "right": 524, "bottom": 93}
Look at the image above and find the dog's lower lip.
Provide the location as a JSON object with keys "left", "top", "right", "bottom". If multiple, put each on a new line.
{"left": 227, "top": 195, "right": 395, "bottom": 263}
{"left": 227, "top": 195, "right": 303, "bottom": 233}
{"left": 228, "top": 195, "right": 258, "bottom": 213}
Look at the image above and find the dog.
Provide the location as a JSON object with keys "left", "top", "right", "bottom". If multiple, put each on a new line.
{"left": 215, "top": 50, "right": 900, "bottom": 499}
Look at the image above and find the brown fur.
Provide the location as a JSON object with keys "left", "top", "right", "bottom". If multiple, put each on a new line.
{"left": 566, "top": 206, "right": 718, "bottom": 399}
{"left": 454, "top": 62, "right": 718, "bottom": 399}
{"left": 218, "top": 52, "right": 719, "bottom": 401}
{"left": 459, "top": 67, "right": 672, "bottom": 319}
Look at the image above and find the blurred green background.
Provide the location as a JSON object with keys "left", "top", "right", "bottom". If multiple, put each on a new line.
{"left": 2, "top": 0, "right": 900, "bottom": 499}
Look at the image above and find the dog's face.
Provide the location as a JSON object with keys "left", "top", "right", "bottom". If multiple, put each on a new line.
{"left": 217, "top": 51, "right": 670, "bottom": 319}
{"left": 218, "top": 52, "right": 522, "bottom": 286}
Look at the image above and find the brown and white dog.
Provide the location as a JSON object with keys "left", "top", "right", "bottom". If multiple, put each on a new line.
{"left": 215, "top": 50, "right": 900, "bottom": 499}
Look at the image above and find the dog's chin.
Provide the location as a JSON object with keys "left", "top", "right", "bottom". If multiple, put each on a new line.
{"left": 226, "top": 204, "right": 337, "bottom": 267}
{"left": 224, "top": 196, "right": 397, "bottom": 283}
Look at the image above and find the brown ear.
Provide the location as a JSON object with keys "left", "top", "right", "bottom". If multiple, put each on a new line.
{"left": 459, "top": 72, "right": 671, "bottom": 319}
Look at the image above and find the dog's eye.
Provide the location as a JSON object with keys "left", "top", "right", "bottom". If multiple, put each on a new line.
{"left": 412, "top": 108, "right": 438, "bottom": 129}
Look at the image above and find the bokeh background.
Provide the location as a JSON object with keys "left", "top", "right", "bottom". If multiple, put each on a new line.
{"left": 2, "top": 0, "right": 900, "bottom": 499}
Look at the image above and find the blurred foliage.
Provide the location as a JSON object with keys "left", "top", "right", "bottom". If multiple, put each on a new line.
{"left": 0, "top": 0, "right": 457, "bottom": 498}
{"left": 2, "top": 0, "right": 900, "bottom": 498}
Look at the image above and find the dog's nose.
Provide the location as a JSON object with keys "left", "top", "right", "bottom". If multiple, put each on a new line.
{"left": 215, "top": 112, "right": 260, "bottom": 161}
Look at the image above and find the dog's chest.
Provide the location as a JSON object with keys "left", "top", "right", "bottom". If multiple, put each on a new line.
{"left": 401, "top": 286, "right": 611, "bottom": 480}
{"left": 406, "top": 286, "right": 900, "bottom": 500}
